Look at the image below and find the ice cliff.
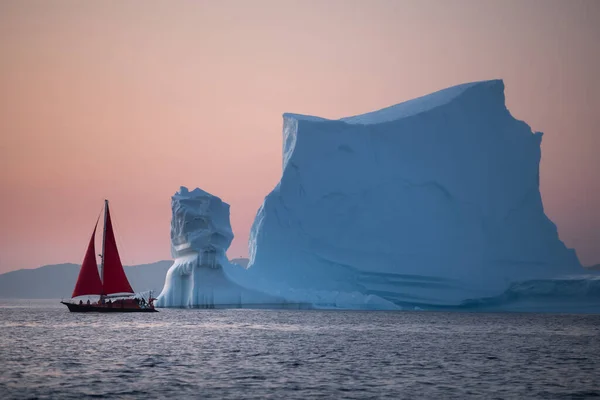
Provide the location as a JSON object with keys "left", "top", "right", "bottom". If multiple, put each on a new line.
{"left": 246, "top": 79, "right": 584, "bottom": 308}
{"left": 155, "top": 187, "right": 282, "bottom": 308}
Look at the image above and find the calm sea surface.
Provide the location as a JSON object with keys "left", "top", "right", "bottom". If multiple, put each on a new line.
{"left": 0, "top": 299, "right": 599, "bottom": 399}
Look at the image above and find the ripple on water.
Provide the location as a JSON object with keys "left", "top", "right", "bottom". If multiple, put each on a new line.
{"left": 0, "top": 301, "right": 599, "bottom": 399}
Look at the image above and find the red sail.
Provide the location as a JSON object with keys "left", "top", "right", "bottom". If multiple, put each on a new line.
{"left": 102, "top": 203, "right": 134, "bottom": 295}
{"left": 72, "top": 221, "right": 103, "bottom": 298}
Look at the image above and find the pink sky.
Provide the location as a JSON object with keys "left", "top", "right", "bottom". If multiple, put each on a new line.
{"left": 1, "top": 0, "right": 598, "bottom": 273}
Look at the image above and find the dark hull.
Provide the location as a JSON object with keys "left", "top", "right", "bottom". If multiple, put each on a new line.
{"left": 61, "top": 301, "right": 158, "bottom": 313}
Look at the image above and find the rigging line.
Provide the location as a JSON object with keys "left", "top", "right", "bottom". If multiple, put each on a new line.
{"left": 96, "top": 204, "right": 103, "bottom": 226}
{"left": 94, "top": 203, "right": 104, "bottom": 263}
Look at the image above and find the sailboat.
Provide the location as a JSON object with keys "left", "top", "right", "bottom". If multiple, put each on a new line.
{"left": 61, "top": 200, "right": 157, "bottom": 313}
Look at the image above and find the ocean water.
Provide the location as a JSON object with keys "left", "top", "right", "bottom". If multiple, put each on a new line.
{"left": 0, "top": 300, "right": 599, "bottom": 399}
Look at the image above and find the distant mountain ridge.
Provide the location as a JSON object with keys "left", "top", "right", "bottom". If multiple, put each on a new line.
{"left": 0, "top": 258, "right": 252, "bottom": 299}
{"left": 0, "top": 261, "right": 173, "bottom": 299}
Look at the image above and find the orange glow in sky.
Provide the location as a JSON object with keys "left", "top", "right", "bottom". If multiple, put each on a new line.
{"left": 1, "top": 0, "right": 598, "bottom": 272}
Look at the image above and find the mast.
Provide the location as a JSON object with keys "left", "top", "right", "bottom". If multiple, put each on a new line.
{"left": 100, "top": 199, "right": 108, "bottom": 295}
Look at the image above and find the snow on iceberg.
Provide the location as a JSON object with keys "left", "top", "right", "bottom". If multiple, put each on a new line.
{"left": 155, "top": 187, "right": 282, "bottom": 308}
{"left": 247, "top": 79, "right": 589, "bottom": 309}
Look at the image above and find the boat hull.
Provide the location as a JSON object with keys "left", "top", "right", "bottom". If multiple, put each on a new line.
{"left": 61, "top": 301, "right": 158, "bottom": 313}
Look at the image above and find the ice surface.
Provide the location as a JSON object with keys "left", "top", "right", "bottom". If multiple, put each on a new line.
{"left": 246, "top": 79, "right": 589, "bottom": 310}
{"left": 155, "top": 187, "right": 281, "bottom": 308}
{"left": 168, "top": 186, "right": 234, "bottom": 261}
{"left": 459, "top": 275, "right": 600, "bottom": 313}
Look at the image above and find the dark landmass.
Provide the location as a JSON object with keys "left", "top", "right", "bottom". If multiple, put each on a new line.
{"left": 0, "top": 261, "right": 172, "bottom": 299}
{"left": 0, "top": 258, "right": 251, "bottom": 299}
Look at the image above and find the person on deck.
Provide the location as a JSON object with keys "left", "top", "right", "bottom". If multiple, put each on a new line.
{"left": 87, "top": 299, "right": 91, "bottom": 305}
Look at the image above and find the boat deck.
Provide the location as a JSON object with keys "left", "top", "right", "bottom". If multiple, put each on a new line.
{"left": 61, "top": 301, "right": 158, "bottom": 313}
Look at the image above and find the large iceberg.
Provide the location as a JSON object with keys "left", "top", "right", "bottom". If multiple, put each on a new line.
{"left": 246, "top": 79, "right": 588, "bottom": 308}
{"left": 155, "top": 187, "right": 283, "bottom": 308}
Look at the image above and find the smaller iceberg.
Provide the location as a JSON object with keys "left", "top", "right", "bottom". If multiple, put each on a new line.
{"left": 155, "top": 187, "right": 282, "bottom": 308}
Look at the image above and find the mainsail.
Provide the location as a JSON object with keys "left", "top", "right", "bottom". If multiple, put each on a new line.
{"left": 71, "top": 220, "right": 103, "bottom": 297}
{"left": 101, "top": 203, "right": 134, "bottom": 295}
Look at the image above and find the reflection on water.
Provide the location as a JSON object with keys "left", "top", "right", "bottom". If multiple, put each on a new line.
{"left": 1, "top": 299, "right": 599, "bottom": 399}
